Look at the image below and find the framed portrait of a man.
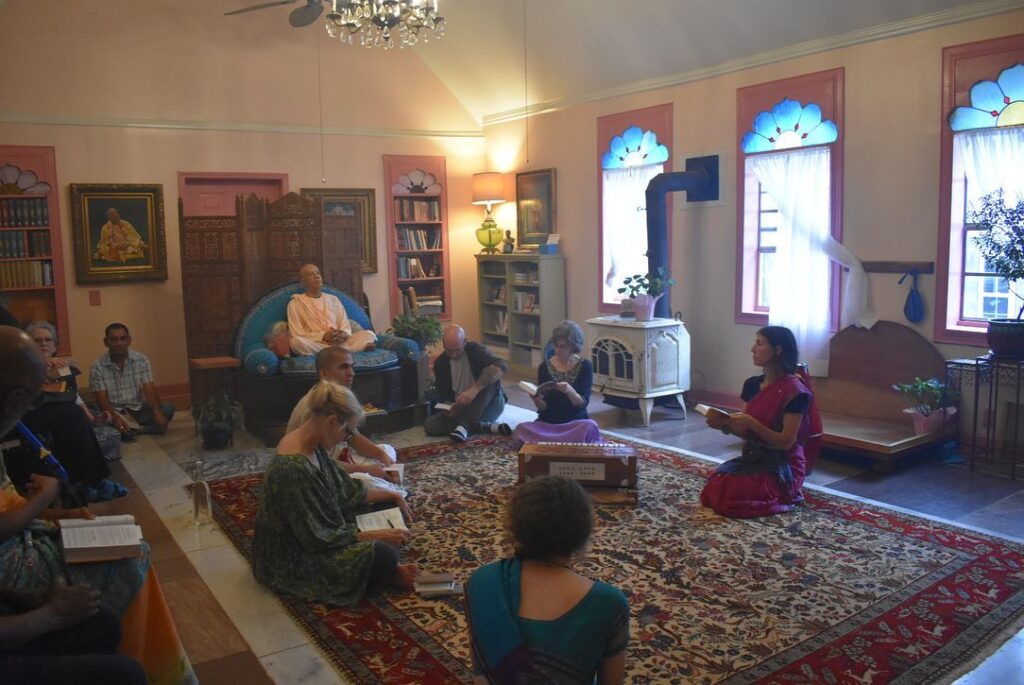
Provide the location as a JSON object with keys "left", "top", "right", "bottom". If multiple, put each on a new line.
{"left": 516, "top": 168, "right": 556, "bottom": 246}
{"left": 70, "top": 184, "right": 167, "bottom": 284}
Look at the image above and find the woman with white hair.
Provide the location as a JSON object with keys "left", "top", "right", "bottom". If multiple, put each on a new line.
{"left": 512, "top": 320, "right": 601, "bottom": 447}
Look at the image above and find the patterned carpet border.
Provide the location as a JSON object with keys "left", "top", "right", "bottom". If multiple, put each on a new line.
{"left": 209, "top": 435, "right": 1024, "bottom": 685}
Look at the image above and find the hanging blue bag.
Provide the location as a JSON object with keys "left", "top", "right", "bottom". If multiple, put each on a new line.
{"left": 898, "top": 269, "right": 924, "bottom": 323}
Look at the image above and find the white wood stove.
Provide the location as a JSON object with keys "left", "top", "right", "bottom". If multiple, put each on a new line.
{"left": 586, "top": 316, "right": 690, "bottom": 426}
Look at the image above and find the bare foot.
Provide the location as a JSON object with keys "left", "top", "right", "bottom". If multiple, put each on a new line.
{"left": 364, "top": 341, "right": 376, "bottom": 351}
{"left": 394, "top": 563, "right": 419, "bottom": 591}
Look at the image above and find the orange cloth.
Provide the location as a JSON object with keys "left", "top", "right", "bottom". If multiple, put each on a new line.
{"left": 120, "top": 567, "right": 196, "bottom": 685}
{"left": 286, "top": 292, "right": 376, "bottom": 355}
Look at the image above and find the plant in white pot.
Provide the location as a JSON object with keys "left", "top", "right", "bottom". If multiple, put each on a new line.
{"left": 892, "top": 377, "right": 958, "bottom": 435}
{"left": 972, "top": 188, "right": 1024, "bottom": 357}
{"left": 617, "top": 267, "right": 677, "bottom": 322}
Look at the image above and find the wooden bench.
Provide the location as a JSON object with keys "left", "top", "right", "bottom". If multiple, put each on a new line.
{"left": 813, "top": 321, "right": 951, "bottom": 471}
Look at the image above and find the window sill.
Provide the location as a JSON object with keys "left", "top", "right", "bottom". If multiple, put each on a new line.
{"left": 933, "top": 324, "right": 989, "bottom": 348}
{"left": 735, "top": 311, "right": 768, "bottom": 326}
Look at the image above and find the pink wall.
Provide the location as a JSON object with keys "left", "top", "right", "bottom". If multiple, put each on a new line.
{"left": 482, "top": 10, "right": 1024, "bottom": 397}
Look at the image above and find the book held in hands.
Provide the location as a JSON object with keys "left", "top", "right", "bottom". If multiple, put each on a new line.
{"left": 355, "top": 507, "right": 407, "bottom": 532}
{"left": 60, "top": 515, "right": 144, "bottom": 563}
{"left": 694, "top": 403, "right": 731, "bottom": 420}
{"left": 519, "top": 380, "right": 557, "bottom": 397}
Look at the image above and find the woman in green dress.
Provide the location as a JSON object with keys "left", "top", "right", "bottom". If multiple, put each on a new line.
{"left": 252, "top": 381, "right": 417, "bottom": 605}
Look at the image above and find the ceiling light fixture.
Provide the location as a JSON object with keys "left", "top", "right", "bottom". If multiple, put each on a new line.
{"left": 325, "top": 0, "right": 445, "bottom": 50}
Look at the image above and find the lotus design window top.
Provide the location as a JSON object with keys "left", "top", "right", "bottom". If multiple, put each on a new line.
{"left": 0, "top": 163, "right": 52, "bottom": 194}
{"left": 949, "top": 63, "right": 1024, "bottom": 131}
{"left": 392, "top": 169, "right": 442, "bottom": 195}
{"left": 601, "top": 126, "right": 670, "bottom": 170}
{"left": 741, "top": 98, "right": 838, "bottom": 154}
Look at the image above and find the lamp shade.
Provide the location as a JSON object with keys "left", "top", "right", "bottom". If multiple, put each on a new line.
{"left": 472, "top": 172, "right": 506, "bottom": 205}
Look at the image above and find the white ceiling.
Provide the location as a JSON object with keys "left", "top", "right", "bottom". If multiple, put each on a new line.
{"left": 224, "top": 0, "right": 1024, "bottom": 124}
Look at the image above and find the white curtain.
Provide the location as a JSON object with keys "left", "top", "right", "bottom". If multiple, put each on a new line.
{"left": 956, "top": 127, "right": 1024, "bottom": 206}
{"left": 748, "top": 146, "right": 876, "bottom": 375}
{"left": 601, "top": 164, "right": 663, "bottom": 304}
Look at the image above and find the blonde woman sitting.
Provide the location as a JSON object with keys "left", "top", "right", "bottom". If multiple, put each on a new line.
{"left": 252, "top": 382, "right": 417, "bottom": 605}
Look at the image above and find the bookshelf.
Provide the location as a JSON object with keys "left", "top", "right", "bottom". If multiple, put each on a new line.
{"left": 383, "top": 155, "right": 450, "bottom": 320}
{"left": 0, "top": 145, "right": 70, "bottom": 354}
{"left": 476, "top": 254, "right": 565, "bottom": 375}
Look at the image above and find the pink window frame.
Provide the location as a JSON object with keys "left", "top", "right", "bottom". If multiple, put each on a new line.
{"left": 596, "top": 104, "right": 673, "bottom": 313}
{"left": 735, "top": 68, "right": 845, "bottom": 328}
{"left": 935, "top": 34, "right": 1024, "bottom": 346}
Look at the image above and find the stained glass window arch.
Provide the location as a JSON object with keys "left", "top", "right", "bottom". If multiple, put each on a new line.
{"left": 949, "top": 63, "right": 1024, "bottom": 131}
{"left": 740, "top": 98, "right": 839, "bottom": 154}
{"left": 601, "top": 125, "right": 669, "bottom": 170}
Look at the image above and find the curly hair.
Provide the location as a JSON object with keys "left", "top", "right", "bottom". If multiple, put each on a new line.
{"left": 505, "top": 476, "right": 592, "bottom": 561}
{"left": 550, "top": 320, "right": 585, "bottom": 354}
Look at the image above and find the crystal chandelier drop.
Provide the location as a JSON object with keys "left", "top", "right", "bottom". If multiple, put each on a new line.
{"left": 325, "top": 0, "right": 445, "bottom": 50}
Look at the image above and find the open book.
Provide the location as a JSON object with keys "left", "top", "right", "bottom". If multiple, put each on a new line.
{"left": 113, "top": 410, "right": 141, "bottom": 430}
{"left": 383, "top": 463, "right": 404, "bottom": 484}
{"left": 60, "top": 515, "right": 143, "bottom": 563}
{"left": 355, "top": 507, "right": 407, "bottom": 532}
{"left": 414, "top": 572, "right": 464, "bottom": 598}
{"left": 519, "top": 381, "right": 557, "bottom": 397}
{"left": 694, "top": 403, "right": 732, "bottom": 420}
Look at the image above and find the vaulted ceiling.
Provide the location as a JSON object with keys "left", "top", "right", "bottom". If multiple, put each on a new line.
{"left": 218, "top": 0, "right": 1023, "bottom": 124}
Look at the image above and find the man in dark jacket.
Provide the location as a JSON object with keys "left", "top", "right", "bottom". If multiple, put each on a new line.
{"left": 425, "top": 325, "right": 509, "bottom": 442}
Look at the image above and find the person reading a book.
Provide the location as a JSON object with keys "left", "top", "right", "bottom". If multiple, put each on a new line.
{"left": 286, "top": 263, "right": 377, "bottom": 356}
{"left": 287, "top": 347, "right": 405, "bottom": 495}
{"left": 0, "top": 325, "right": 148, "bottom": 685}
{"left": 253, "top": 382, "right": 417, "bottom": 606}
{"left": 512, "top": 320, "right": 601, "bottom": 448}
{"left": 699, "top": 326, "right": 823, "bottom": 518}
{"left": 466, "top": 476, "right": 629, "bottom": 684}
{"left": 1, "top": 321, "right": 127, "bottom": 502}
{"left": 425, "top": 325, "right": 510, "bottom": 443}
{"left": 89, "top": 323, "right": 175, "bottom": 436}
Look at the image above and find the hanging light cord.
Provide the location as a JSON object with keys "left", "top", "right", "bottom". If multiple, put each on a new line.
{"left": 316, "top": 26, "right": 327, "bottom": 183}
{"left": 522, "top": 0, "right": 529, "bottom": 163}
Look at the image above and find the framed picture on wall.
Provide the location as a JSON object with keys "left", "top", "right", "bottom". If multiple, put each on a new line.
{"left": 301, "top": 187, "right": 378, "bottom": 274}
{"left": 69, "top": 183, "right": 167, "bottom": 284}
{"left": 516, "top": 168, "right": 556, "bottom": 246}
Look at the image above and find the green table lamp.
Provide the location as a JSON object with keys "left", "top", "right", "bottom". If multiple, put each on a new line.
{"left": 472, "top": 172, "right": 506, "bottom": 254}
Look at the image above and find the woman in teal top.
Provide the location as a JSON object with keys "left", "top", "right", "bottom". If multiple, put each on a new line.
{"left": 252, "top": 381, "right": 416, "bottom": 606}
{"left": 466, "top": 476, "right": 629, "bottom": 684}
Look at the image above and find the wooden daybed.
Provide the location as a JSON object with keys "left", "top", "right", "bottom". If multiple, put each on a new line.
{"left": 813, "top": 321, "right": 951, "bottom": 471}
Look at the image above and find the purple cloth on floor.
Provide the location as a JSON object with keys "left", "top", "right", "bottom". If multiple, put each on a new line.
{"left": 512, "top": 419, "right": 601, "bottom": 448}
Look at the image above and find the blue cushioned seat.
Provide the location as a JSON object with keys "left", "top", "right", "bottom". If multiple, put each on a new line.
{"left": 234, "top": 283, "right": 420, "bottom": 379}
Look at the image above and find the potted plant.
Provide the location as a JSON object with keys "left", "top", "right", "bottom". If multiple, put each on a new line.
{"left": 387, "top": 312, "right": 443, "bottom": 351}
{"left": 617, "top": 267, "right": 677, "bottom": 321}
{"left": 972, "top": 188, "right": 1024, "bottom": 357}
{"left": 191, "top": 391, "right": 242, "bottom": 449}
{"left": 892, "top": 377, "right": 958, "bottom": 435}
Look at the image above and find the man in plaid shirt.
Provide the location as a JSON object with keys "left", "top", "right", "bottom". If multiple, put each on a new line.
{"left": 90, "top": 323, "right": 175, "bottom": 437}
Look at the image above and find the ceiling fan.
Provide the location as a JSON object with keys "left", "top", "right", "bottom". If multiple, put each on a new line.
{"left": 224, "top": 0, "right": 324, "bottom": 28}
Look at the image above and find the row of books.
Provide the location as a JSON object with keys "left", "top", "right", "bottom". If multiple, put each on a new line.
{"left": 511, "top": 291, "right": 537, "bottom": 312}
{"left": 397, "top": 256, "right": 438, "bottom": 280}
{"left": 491, "top": 310, "right": 508, "bottom": 334}
{"left": 511, "top": 269, "right": 539, "bottom": 285}
{"left": 396, "top": 227, "right": 441, "bottom": 250}
{"left": 0, "top": 197, "right": 50, "bottom": 227}
{"left": 0, "top": 259, "right": 54, "bottom": 288}
{"left": 394, "top": 197, "right": 440, "bottom": 222}
{"left": 0, "top": 230, "right": 51, "bottom": 258}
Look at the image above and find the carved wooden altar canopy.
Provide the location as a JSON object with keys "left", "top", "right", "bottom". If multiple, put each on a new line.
{"left": 180, "top": 191, "right": 364, "bottom": 363}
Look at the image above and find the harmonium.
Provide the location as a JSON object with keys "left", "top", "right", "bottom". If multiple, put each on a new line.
{"left": 517, "top": 442, "right": 639, "bottom": 505}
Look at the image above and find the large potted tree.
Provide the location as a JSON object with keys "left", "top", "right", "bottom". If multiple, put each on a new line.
{"left": 973, "top": 188, "right": 1024, "bottom": 357}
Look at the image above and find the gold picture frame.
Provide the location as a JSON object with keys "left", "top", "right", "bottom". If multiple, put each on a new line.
{"left": 69, "top": 183, "right": 167, "bottom": 284}
{"left": 516, "top": 168, "right": 556, "bottom": 246}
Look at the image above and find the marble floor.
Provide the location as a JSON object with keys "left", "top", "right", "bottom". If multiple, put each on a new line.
{"left": 119, "top": 375, "right": 1024, "bottom": 684}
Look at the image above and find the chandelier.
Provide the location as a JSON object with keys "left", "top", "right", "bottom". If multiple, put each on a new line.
{"left": 325, "top": 0, "right": 445, "bottom": 49}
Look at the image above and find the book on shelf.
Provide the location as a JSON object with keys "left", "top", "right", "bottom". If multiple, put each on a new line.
{"left": 518, "top": 380, "right": 557, "bottom": 397}
{"left": 59, "top": 515, "right": 144, "bottom": 563}
{"left": 355, "top": 507, "right": 407, "bottom": 532}
{"left": 694, "top": 404, "right": 731, "bottom": 420}
{"left": 415, "top": 572, "right": 463, "bottom": 598}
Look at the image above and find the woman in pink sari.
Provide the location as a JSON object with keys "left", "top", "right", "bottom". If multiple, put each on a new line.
{"left": 700, "top": 326, "right": 822, "bottom": 518}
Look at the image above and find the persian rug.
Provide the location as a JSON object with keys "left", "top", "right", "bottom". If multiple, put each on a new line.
{"left": 209, "top": 436, "right": 1024, "bottom": 684}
